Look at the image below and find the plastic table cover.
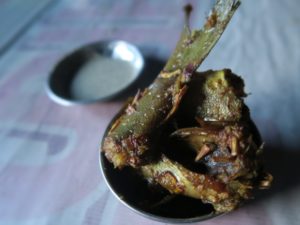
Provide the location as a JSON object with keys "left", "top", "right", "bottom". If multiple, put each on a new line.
{"left": 0, "top": 0, "right": 299, "bottom": 224}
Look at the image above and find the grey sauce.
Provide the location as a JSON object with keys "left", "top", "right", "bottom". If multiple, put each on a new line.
{"left": 70, "top": 55, "right": 136, "bottom": 100}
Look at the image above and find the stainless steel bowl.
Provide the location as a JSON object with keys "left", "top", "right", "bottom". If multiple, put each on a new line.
{"left": 99, "top": 109, "right": 223, "bottom": 223}
{"left": 46, "top": 40, "right": 144, "bottom": 106}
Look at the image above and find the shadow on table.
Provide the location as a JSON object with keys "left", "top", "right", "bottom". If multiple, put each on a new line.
{"left": 252, "top": 144, "right": 300, "bottom": 203}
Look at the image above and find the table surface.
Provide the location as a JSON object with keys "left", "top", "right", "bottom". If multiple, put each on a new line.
{"left": 0, "top": 0, "right": 300, "bottom": 225}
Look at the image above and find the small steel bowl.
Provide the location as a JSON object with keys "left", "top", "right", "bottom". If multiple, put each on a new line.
{"left": 46, "top": 40, "right": 144, "bottom": 106}
{"left": 99, "top": 109, "right": 223, "bottom": 223}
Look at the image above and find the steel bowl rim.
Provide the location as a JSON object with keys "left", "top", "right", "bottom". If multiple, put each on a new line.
{"left": 46, "top": 40, "right": 145, "bottom": 106}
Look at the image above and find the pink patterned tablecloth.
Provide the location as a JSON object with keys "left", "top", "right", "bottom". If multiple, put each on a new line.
{"left": 1, "top": 0, "right": 300, "bottom": 225}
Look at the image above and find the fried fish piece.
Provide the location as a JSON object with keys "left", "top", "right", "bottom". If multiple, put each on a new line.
{"left": 102, "top": 0, "right": 241, "bottom": 169}
{"left": 140, "top": 70, "right": 272, "bottom": 213}
{"left": 101, "top": 0, "right": 272, "bottom": 214}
